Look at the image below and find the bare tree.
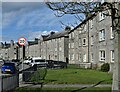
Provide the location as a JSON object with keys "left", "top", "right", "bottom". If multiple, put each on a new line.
{"left": 46, "top": 2, "right": 119, "bottom": 30}
{"left": 46, "top": 2, "right": 100, "bottom": 17}
{"left": 46, "top": 2, "right": 120, "bottom": 91}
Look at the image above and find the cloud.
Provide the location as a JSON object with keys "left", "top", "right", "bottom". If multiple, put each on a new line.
{"left": 2, "top": 2, "right": 45, "bottom": 28}
{"left": 28, "top": 30, "right": 58, "bottom": 40}
{"left": 2, "top": 0, "right": 45, "bottom": 2}
{"left": 2, "top": 0, "right": 69, "bottom": 2}
{"left": 2, "top": 2, "right": 45, "bottom": 13}
{"left": 2, "top": 2, "right": 78, "bottom": 42}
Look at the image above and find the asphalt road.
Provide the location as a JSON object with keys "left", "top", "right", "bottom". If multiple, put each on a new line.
{"left": 0, "top": 63, "right": 30, "bottom": 76}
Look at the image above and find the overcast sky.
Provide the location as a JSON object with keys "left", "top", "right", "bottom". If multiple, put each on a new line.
{"left": 1, "top": 1, "right": 80, "bottom": 42}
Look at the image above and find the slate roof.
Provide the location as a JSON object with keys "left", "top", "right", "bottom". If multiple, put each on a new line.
{"left": 28, "top": 38, "right": 39, "bottom": 45}
{"left": 42, "top": 30, "right": 70, "bottom": 41}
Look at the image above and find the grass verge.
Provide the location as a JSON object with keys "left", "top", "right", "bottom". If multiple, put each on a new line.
{"left": 30, "top": 68, "right": 112, "bottom": 84}
{"left": 14, "top": 87, "right": 111, "bottom": 92}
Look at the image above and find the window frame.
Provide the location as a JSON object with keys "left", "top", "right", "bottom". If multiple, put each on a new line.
{"left": 111, "top": 50, "right": 114, "bottom": 62}
{"left": 82, "top": 38, "right": 87, "bottom": 46}
{"left": 71, "top": 53, "right": 74, "bottom": 60}
{"left": 99, "top": 12, "right": 105, "bottom": 21}
{"left": 99, "top": 29, "right": 105, "bottom": 41}
{"left": 99, "top": 50, "right": 105, "bottom": 61}
{"left": 110, "top": 26, "right": 114, "bottom": 39}
{"left": 90, "top": 20, "right": 93, "bottom": 28}
{"left": 83, "top": 54, "right": 86, "bottom": 62}
{"left": 79, "top": 38, "right": 81, "bottom": 46}
{"left": 91, "top": 53, "right": 94, "bottom": 62}
{"left": 91, "top": 36, "right": 94, "bottom": 45}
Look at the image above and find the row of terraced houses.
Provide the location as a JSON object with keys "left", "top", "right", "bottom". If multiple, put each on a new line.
{"left": 0, "top": 11, "right": 114, "bottom": 71}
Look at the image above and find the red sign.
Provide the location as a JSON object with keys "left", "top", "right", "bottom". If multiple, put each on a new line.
{"left": 18, "top": 37, "right": 26, "bottom": 46}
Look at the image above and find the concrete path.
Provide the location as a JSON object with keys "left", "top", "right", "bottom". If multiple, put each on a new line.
{"left": 19, "top": 83, "right": 112, "bottom": 88}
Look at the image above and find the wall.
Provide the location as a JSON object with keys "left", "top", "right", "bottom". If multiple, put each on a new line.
{"left": 0, "top": 74, "right": 19, "bottom": 92}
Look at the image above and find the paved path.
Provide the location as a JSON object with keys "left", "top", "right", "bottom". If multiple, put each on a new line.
{"left": 19, "top": 83, "right": 112, "bottom": 88}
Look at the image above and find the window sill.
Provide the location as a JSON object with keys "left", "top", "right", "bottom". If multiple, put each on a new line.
{"left": 110, "top": 61, "right": 114, "bottom": 63}
{"left": 99, "top": 60, "right": 105, "bottom": 62}
{"left": 99, "top": 40, "right": 105, "bottom": 42}
{"left": 99, "top": 18, "right": 105, "bottom": 22}
{"left": 110, "top": 38, "right": 114, "bottom": 40}
{"left": 82, "top": 45, "right": 87, "bottom": 47}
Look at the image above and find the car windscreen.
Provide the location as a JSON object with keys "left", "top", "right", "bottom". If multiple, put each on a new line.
{"left": 3, "top": 63, "right": 15, "bottom": 66}
{"left": 34, "top": 59, "right": 45, "bottom": 62}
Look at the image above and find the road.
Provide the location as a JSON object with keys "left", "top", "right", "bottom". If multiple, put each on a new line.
{"left": 0, "top": 63, "right": 30, "bottom": 77}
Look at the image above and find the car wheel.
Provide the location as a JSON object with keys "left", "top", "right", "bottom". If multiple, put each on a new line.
{"left": 1, "top": 71, "right": 4, "bottom": 74}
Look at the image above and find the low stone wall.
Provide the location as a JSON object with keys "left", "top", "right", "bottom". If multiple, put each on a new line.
{"left": 79, "top": 63, "right": 92, "bottom": 69}
{"left": 0, "top": 74, "right": 19, "bottom": 92}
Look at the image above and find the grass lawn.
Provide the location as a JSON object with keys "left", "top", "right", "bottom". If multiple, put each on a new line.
{"left": 30, "top": 66, "right": 112, "bottom": 84}
{"left": 15, "top": 87, "right": 111, "bottom": 92}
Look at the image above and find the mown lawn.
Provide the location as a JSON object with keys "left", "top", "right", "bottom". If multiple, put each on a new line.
{"left": 15, "top": 87, "right": 111, "bottom": 92}
{"left": 30, "top": 67, "right": 112, "bottom": 84}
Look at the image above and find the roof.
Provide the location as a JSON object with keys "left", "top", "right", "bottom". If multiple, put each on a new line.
{"left": 42, "top": 30, "right": 70, "bottom": 41}
{"left": 28, "top": 38, "right": 39, "bottom": 45}
{"left": 69, "top": 13, "right": 96, "bottom": 34}
{"left": 68, "top": 2, "right": 109, "bottom": 34}
{"left": 2, "top": 43, "right": 11, "bottom": 49}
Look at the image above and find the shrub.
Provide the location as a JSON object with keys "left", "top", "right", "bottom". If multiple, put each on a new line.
{"left": 101, "top": 63, "right": 110, "bottom": 72}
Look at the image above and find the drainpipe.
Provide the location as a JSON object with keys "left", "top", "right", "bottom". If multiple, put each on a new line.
{"left": 88, "top": 20, "right": 90, "bottom": 63}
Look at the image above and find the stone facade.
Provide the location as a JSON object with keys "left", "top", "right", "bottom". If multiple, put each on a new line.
{"left": 69, "top": 11, "right": 114, "bottom": 69}
{"left": 0, "top": 40, "right": 19, "bottom": 60}
{"left": 39, "top": 30, "right": 69, "bottom": 63}
{"left": 0, "top": 11, "right": 114, "bottom": 70}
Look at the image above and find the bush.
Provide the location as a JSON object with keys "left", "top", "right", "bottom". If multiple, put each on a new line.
{"left": 101, "top": 63, "right": 110, "bottom": 72}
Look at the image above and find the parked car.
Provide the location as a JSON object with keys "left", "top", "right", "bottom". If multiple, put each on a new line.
{"left": 30, "top": 57, "right": 48, "bottom": 67}
{"left": 23, "top": 59, "right": 32, "bottom": 64}
{"left": 46, "top": 60, "right": 67, "bottom": 69}
{"left": 1, "top": 62, "right": 19, "bottom": 74}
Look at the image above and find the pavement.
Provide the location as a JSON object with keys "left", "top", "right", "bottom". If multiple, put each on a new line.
{"left": 19, "top": 83, "right": 112, "bottom": 88}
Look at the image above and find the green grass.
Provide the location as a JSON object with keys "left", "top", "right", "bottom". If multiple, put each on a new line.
{"left": 30, "top": 68, "right": 112, "bottom": 84}
{"left": 15, "top": 87, "right": 111, "bottom": 92}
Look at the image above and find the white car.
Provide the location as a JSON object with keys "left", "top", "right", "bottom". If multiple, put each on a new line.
{"left": 23, "top": 60, "right": 31, "bottom": 64}
{"left": 30, "top": 57, "right": 48, "bottom": 67}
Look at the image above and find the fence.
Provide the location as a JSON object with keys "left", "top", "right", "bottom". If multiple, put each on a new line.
{"left": 0, "top": 73, "right": 19, "bottom": 92}
{"left": 22, "top": 65, "right": 47, "bottom": 85}
{"left": 22, "top": 65, "right": 37, "bottom": 82}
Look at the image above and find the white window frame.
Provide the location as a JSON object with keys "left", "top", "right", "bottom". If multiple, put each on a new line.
{"left": 69, "top": 43, "right": 71, "bottom": 48}
{"left": 99, "top": 12, "right": 105, "bottom": 21}
{"left": 69, "top": 34, "right": 71, "bottom": 39}
{"left": 111, "top": 50, "right": 114, "bottom": 62}
{"left": 72, "top": 32, "right": 74, "bottom": 38}
{"left": 82, "top": 38, "right": 87, "bottom": 46}
{"left": 79, "top": 54, "right": 81, "bottom": 61}
{"left": 59, "top": 47, "right": 62, "bottom": 51}
{"left": 71, "top": 54, "right": 74, "bottom": 60}
{"left": 91, "top": 53, "right": 94, "bottom": 62}
{"left": 71, "top": 42, "right": 74, "bottom": 48}
{"left": 99, "top": 50, "right": 105, "bottom": 61}
{"left": 90, "top": 20, "right": 93, "bottom": 28}
{"left": 110, "top": 26, "right": 114, "bottom": 39}
{"left": 84, "top": 25, "right": 87, "bottom": 32}
{"left": 79, "top": 38, "right": 81, "bottom": 46}
{"left": 69, "top": 54, "right": 71, "bottom": 60}
{"left": 91, "top": 36, "right": 94, "bottom": 45}
{"left": 55, "top": 47, "right": 57, "bottom": 51}
{"left": 99, "top": 29, "right": 105, "bottom": 41}
{"left": 76, "top": 54, "right": 79, "bottom": 60}
{"left": 83, "top": 54, "right": 86, "bottom": 62}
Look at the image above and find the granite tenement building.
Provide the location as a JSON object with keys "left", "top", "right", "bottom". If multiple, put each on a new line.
{"left": 0, "top": 11, "right": 114, "bottom": 71}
